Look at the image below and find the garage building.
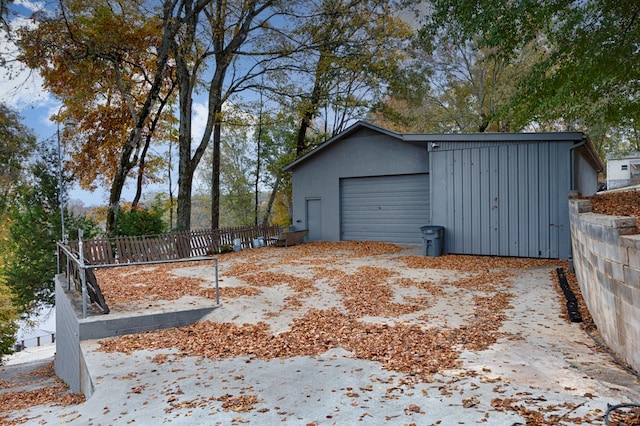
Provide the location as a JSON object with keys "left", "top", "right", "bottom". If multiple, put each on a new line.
{"left": 283, "top": 121, "right": 603, "bottom": 259}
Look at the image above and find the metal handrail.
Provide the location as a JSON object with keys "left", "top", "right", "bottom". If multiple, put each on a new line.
{"left": 56, "top": 235, "right": 219, "bottom": 319}
{"left": 14, "top": 333, "right": 56, "bottom": 351}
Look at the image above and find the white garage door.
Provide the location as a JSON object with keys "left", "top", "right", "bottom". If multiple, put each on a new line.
{"left": 340, "top": 174, "right": 430, "bottom": 243}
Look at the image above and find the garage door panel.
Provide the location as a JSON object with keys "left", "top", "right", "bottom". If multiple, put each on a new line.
{"left": 340, "top": 174, "right": 430, "bottom": 243}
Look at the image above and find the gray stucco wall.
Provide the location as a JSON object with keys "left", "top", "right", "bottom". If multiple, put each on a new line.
{"left": 569, "top": 199, "right": 640, "bottom": 372}
{"left": 573, "top": 150, "right": 599, "bottom": 196}
{"left": 290, "top": 127, "right": 429, "bottom": 241}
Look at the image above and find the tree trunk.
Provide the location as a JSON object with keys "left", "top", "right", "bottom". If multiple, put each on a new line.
{"left": 262, "top": 174, "right": 281, "bottom": 226}
{"left": 296, "top": 52, "right": 326, "bottom": 156}
{"left": 175, "top": 90, "right": 194, "bottom": 230}
{"left": 210, "top": 118, "right": 222, "bottom": 229}
{"left": 174, "top": 0, "right": 274, "bottom": 231}
{"left": 131, "top": 134, "right": 151, "bottom": 208}
{"left": 254, "top": 107, "right": 263, "bottom": 226}
{"left": 174, "top": 4, "right": 198, "bottom": 231}
{"left": 105, "top": 0, "right": 182, "bottom": 235}
{"left": 106, "top": 129, "right": 141, "bottom": 236}
{"left": 176, "top": 163, "right": 193, "bottom": 231}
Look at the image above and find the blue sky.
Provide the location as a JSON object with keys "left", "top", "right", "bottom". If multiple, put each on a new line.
{"left": 0, "top": 1, "right": 214, "bottom": 206}
{"left": 1, "top": 1, "right": 107, "bottom": 204}
{"left": 1, "top": 2, "right": 56, "bottom": 136}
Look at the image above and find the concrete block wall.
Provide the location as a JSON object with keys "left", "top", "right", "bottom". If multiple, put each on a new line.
{"left": 54, "top": 274, "right": 217, "bottom": 398}
{"left": 54, "top": 276, "right": 91, "bottom": 397}
{"left": 569, "top": 199, "right": 640, "bottom": 373}
{"left": 78, "top": 307, "right": 217, "bottom": 341}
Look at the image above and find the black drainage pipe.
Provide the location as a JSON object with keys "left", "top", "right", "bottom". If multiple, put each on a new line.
{"left": 556, "top": 268, "right": 582, "bottom": 323}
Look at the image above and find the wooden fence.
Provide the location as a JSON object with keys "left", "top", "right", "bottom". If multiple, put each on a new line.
{"left": 68, "top": 225, "right": 280, "bottom": 265}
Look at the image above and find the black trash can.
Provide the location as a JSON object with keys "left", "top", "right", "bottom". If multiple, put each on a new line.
{"left": 420, "top": 225, "right": 444, "bottom": 257}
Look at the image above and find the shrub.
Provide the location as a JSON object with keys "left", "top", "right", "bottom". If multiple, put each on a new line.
{"left": 116, "top": 206, "right": 167, "bottom": 236}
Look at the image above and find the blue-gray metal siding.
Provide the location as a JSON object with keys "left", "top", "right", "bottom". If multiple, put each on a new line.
{"left": 340, "top": 174, "right": 430, "bottom": 243}
{"left": 431, "top": 142, "right": 571, "bottom": 258}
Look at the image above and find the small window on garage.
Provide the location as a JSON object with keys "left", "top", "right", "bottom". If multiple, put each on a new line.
{"left": 621, "top": 164, "right": 628, "bottom": 171}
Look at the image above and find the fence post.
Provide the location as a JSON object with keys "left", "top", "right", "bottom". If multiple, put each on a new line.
{"left": 65, "top": 249, "right": 71, "bottom": 291}
{"left": 215, "top": 259, "right": 219, "bottom": 305}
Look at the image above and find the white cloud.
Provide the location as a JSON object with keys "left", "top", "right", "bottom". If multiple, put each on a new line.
{"left": 0, "top": 16, "right": 52, "bottom": 111}
{"left": 14, "top": 0, "right": 46, "bottom": 13}
{"left": 191, "top": 102, "right": 209, "bottom": 145}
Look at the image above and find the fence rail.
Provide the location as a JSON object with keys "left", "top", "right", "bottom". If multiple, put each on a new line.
{"left": 15, "top": 333, "right": 56, "bottom": 351}
{"left": 67, "top": 225, "right": 279, "bottom": 265}
{"left": 58, "top": 226, "right": 278, "bottom": 318}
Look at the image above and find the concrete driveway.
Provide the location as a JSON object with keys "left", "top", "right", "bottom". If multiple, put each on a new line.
{"left": 2, "top": 242, "right": 639, "bottom": 425}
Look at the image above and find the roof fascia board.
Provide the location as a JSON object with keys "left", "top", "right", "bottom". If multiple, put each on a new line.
{"left": 579, "top": 134, "right": 605, "bottom": 172}
{"left": 402, "top": 132, "right": 586, "bottom": 143}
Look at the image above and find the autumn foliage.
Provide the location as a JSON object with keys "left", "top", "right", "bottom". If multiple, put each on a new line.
{"left": 590, "top": 190, "right": 640, "bottom": 226}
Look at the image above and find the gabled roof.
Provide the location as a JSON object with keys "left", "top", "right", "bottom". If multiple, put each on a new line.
{"left": 284, "top": 120, "right": 604, "bottom": 172}
{"left": 283, "top": 121, "right": 402, "bottom": 171}
{"left": 606, "top": 151, "right": 640, "bottom": 161}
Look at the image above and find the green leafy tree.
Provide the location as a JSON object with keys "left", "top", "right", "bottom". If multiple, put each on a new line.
{"left": 0, "top": 283, "right": 19, "bottom": 359}
{"left": 1, "top": 142, "right": 98, "bottom": 313}
{"left": 0, "top": 104, "right": 35, "bottom": 358}
{"left": 372, "top": 25, "right": 539, "bottom": 133}
{"left": 219, "top": 126, "right": 256, "bottom": 227}
{"left": 0, "top": 103, "right": 35, "bottom": 212}
{"left": 197, "top": 120, "right": 257, "bottom": 228}
{"left": 426, "top": 0, "right": 640, "bottom": 147}
{"left": 256, "top": 111, "right": 299, "bottom": 226}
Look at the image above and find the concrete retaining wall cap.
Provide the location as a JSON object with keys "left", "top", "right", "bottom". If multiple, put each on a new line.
{"left": 621, "top": 234, "right": 640, "bottom": 249}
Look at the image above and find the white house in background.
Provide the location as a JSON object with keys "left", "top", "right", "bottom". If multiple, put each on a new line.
{"left": 606, "top": 152, "right": 640, "bottom": 190}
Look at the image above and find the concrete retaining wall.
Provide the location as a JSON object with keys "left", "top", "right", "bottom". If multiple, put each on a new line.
{"left": 54, "top": 276, "right": 87, "bottom": 397}
{"left": 569, "top": 199, "right": 640, "bottom": 372}
{"left": 54, "top": 275, "right": 217, "bottom": 398}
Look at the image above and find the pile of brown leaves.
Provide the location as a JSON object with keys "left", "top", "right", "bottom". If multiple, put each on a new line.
{"left": 95, "top": 263, "right": 217, "bottom": 305}
{"left": 605, "top": 404, "right": 640, "bottom": 426}
{"left": 287, "top": 241, "right": 405, "bottom": 257}
{"left": 590, "top": 190, "right": 640, "bottom": 226}
{"left": 0, "top": 362, "right": 85, "bottom": 425}
{"left": 164, "top": 393, "right": 259, "bottom": 414}
{"left": 491, "top": 397, "right": 587, "bottom": 425}
{"left": 99, "top": 307, "right": 462, "bottom": 378}
{"left": 399, "top": 254, "right": 564, "bottom": 272}
{"left": 95, "top": 243, "right": 555, "bottom": 384}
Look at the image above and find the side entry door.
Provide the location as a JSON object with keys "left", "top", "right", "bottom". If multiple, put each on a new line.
{"left": 306, "top": 198, "right": 322, "bottom": 241}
